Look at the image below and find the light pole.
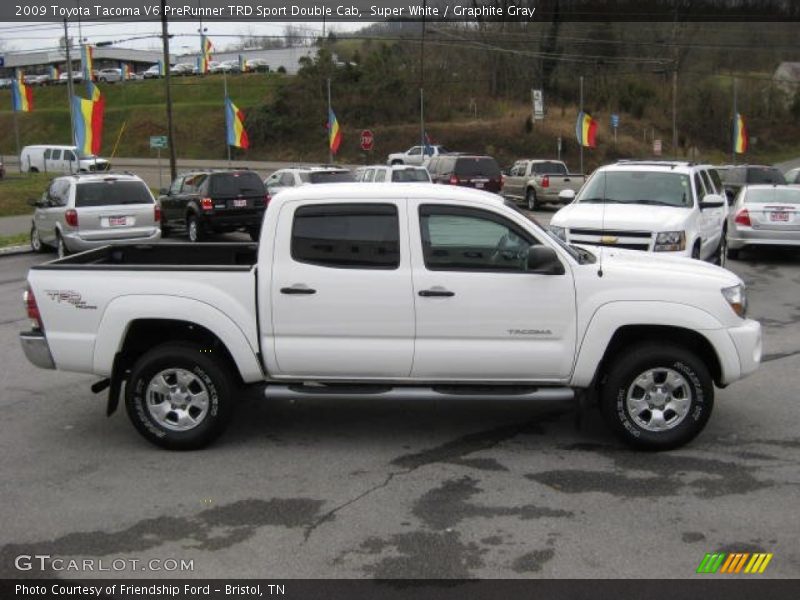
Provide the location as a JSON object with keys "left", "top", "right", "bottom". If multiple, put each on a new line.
{"left": 161, "top": 0, "right": 177, "bottom": 181}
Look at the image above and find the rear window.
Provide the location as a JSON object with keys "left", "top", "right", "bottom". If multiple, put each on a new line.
{"left": 209, "top": 171, "right": 265, "bottom": 196}
{"left": 532, "top": 162, "right": 568, "bottom": 175}
{"left": 454, "top": 157, "right": 501, "bottom": 178}
{"left": 745, "top": 188, "right": 800, "bottom": 204}
{"left": 392, "top": 169, "right": 430, "bottom": 182}
{"left": 75, "top": 180, "right": 153, "bottom": 207}
{"left": 746, "top": 168, "right": 786, "bottom": 185}
{"left": 307, "top": 171, "right": 355, "bottom": 184}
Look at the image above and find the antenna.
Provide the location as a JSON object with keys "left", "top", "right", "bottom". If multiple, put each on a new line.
{"left": 598, "top": 171, "right": 606, "bottom": 278}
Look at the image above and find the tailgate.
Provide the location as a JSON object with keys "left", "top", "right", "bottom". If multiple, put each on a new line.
{"left": 77, "top": 203, "right": 157, "bottom": 241}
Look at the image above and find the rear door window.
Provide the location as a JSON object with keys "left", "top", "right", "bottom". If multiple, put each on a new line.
{"left": 291, "top": 204, "right": 400, "bottom": 269}
{"left": 75, "top": 180, "right": 154, "bottom": 207}
{"left": 374, "top": 169, "right": 387, "bottom": 182}
{"left": 51, "top": 149, "right": 61, "bottom": 160}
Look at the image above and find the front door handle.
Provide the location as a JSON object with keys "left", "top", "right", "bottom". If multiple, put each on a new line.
{"left": 419, "top": 288, "right": 455, "bottom": 297}
{"left": 280, "top": 285, "right": 316, "bottom": 295}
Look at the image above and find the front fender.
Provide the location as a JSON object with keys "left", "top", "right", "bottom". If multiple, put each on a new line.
{"left": 570, "top": 301, "right": 737, "bottom": 387}
{"left": 93, "top": 295, "right": 264, "bottom": 383}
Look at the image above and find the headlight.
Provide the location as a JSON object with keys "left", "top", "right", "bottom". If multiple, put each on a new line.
{"left": 722, "top": 284, "right": 747, "bottom": 318}
{"left": 654, "top": 230, "right": 686, "bottom": 252}
{"left": 549, "top": 225, "right": 567, "bottom": 241}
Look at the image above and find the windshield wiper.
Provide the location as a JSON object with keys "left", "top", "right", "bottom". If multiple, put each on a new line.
{"left": 579, "top": 198, "right": 626, "bottom": 204}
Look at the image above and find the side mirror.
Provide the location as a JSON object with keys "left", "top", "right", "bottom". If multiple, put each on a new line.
{"left": 700, "top": 194, "right": 724, "bottom": 210}
{"left": 527, "top": 246, "right": 565, "bottom": 275}
{"left": 558, "top": 189, "right": 576, "bottom": 202}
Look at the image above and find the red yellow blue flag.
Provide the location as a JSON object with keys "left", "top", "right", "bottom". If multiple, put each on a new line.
{"left": 328, "top": 109, "right": 342, "bottom": 154}
{"left": 734, "top": 113, "right": 748, "bottom": 154}
{"left": 225, "top": 97, "right": 249, "bottom": 149}
{"left": 11, "top": 79, "right": 33, "bottom": 112}
{"left": 81, "top": 45, "right": 94, "bottom": 81}
{"left": 576, "top": 111, "right": 597, "bottom": 148}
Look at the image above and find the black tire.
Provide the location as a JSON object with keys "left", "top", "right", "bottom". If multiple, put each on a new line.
{"left": 391, "top": 160, "right": 403, "bottom": 166}
{"left": 30, "top": 167, "right": 39, "bottom": 173}
{"left": 160, "top": 221, "right": 171, "bottom": 238}
{"left": 727, "top": 246, "right": 740, "bottom": 260}
{"left": 600, "top": 343, "right": 714, "bottom": 451}
{"left": 125, "top": 342, "right": 236, "bottom": 450}
{"left": 55, "top": 232, "right": 68, "bottom": 259}
{"left": 715, "top": 232, "right": 727, "bottom": 267}
{"left": 187, "top": 214, "right": 205, "bottom": 242}
{"left": 31, "top": 225, "right": 48, "bottom": 253}
{"left": 526, "top": 188, "right": 537, "bottom": 211}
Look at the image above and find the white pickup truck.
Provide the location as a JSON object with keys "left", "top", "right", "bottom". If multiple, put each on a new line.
{"left": 20, "top": 184, "right": 761, "bottom": 451}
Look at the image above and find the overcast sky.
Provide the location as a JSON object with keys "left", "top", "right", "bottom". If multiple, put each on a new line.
{"left": 0, "top": 21, "right": 361, "bottom": 55}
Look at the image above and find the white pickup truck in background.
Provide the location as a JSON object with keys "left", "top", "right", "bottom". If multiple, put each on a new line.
{"left": 20, "top": 184, "right": 761, "bottom": 450}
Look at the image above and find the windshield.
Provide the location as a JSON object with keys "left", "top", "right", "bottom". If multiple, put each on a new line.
{"left": 745, "top": 187, "right": 800, "bottom": 204}
{"left": 577, "top": 170, "right": 692, "bottom": 207}
{"left": 392, "top": 169, "right": 430, "bottom": 182}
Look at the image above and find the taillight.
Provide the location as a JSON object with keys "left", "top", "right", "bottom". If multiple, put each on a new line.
{"left": 734, "top": 208, "right": 751, "bottom": 226}
{"left": 23, "top": 285, "right": 43, "bottom": 330}
{"left": 449, "top": 175, "right": 459, "bottom": 185}
{"left": 264, "top": 194, "right": 271, "bottom": 207}
{"left": 201, "top": 197, "right": 213, "bottom": 211}
{"left": 65, "top": 209, "right": 78, "bottom": 227}
{"left": 541, "top": 175, "right": 550, "bottom": 188}
{"left": 154, "top": 205, "right": 161, "bottom": 222}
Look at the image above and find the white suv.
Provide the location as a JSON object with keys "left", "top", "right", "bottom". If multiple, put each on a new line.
{"left": 549, "top": 161, "right": 729, "bottom": 265}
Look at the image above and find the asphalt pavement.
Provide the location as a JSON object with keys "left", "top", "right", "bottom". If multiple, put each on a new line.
{"left": 0, "top": 239, "right": 798, "bottom": 579}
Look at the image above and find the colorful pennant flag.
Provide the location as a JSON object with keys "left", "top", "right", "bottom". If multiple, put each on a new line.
{"left": 328, "top": 109, "right": 342, "bottom": 154}
{"left": 122, "top": 63, "right": 132, "bottom": 80}
{"left": 734, "top": 113, "right": 748, "bottom": 154}
{"left": 225, "top": 97, "right": 249, "bottom": 149}
{"left": 72, "top": 82, "right": 104, "bottom": 155}
{"left": 11, "top": 78, "right": 33, "bottom": 112}
{"left": 239, "top": 55, "right": 247, "bottom": 73}
{"left": 576, "top": 111, "right": 597, "bottom": 148}
{"left": 81, "top": 45, "right": 94, "bottom": 81}
{"left": 200, "top": 35, "right": 213, "bottom": 74}
{"left": 50, "top": 65, "right": 60, "bottom": 81}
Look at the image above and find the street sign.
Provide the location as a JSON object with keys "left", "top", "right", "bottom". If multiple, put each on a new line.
{"left": 611, "top": 114, "right": 620, "bottom": 128}
{"left": 149, "top": 136, "right": 168, "bottom": 149}
{"left": 653, "top": 139, "right": 663, "bottom": 156}
{"left": 532, "top": 89, "right": 544, "bottom": 120}
{"left": 360, "top": 129, "right": 374, "bottom": 151}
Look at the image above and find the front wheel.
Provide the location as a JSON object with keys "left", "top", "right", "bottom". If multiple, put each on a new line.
{"left": 125, "top": 342, "right": 236, "bottom": 450}
{"left": 600, "top": 343, "right": 714, "bottom": 450}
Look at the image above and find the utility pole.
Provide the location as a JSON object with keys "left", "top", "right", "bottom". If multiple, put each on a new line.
{"left": 579, "top": 75, "right": 584, "bottom": 175}
{"left": 731, "top": 77, "right": 738, "bottom": 165}
{"left": 161, "top": 0, "right": 177, "bottom": 181}
{"left": 64, "top": 19, "right": 77, "bottom": 150}
{"left": 223, "top": 69, "right": 231, "bottom": 166}
{"left": 419, "top": 0, "right": 426, "bottom": 154}
{"left": 671, "top": 7, "right": 679, "bottom": 157}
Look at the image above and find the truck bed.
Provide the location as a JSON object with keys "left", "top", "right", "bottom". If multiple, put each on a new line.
{"left": 32, "top": 243, "right": 259, "bottom": 271}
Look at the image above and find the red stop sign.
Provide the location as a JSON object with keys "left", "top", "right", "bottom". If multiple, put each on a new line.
{"left": 360, "top": 129, "right": 374, "bottom": 151}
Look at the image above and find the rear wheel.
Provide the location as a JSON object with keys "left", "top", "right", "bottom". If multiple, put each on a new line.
{"left": 125, "top": 342, "right": 236, "bottom": 450}
{"left": 30, "top": 225, "right": 47, "bottom": 253}
{"left": 600, "top": 343, "right": 714, "bottom": 450}
{"left": 187, "top": 215, "right": 205, "bottom": 242}
{"left": 526, "top": 188, "right": 537, "bottom": 211}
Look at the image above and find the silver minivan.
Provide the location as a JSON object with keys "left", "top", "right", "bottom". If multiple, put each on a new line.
{"left": 30, "top": 173, "right": 161, "bottom": 258}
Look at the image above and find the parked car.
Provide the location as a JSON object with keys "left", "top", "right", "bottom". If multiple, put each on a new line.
{"left": 143, "top": 64, "right": 162, "bottom": 79}
{"left": 246, "top": 58, "right": 269, "bottom": 72}
{"left": 20, "top": 145, "right": 111, "bottom": 174}
{"left": 427, "top": 154, "right": 503, "bottom": 193}
{"left": 264, "top": 166, "right": 354, "bottom": 196}
{"left": 387, "top": 145, "right": 449, "bottom": 166}
{"left": 719, "top": 164, "right": 786, "bottom": 199}
{"left": 549, "top": 161, "right": 729, "bottom": 264}
{"left": 97, "top": 68, "right": 122, "bottom": 83}
{"left": 0, "top": 159, "right": 5, "bottom": 179}
{"left": 170, "top": 63, "right": 195, "bottom": 76}
{"left": 354, "top": 165, "right": 431, "bottom": 183}
{"left": 502, "top": 159, "right": 586, "bottom": 210}
{"left": 726, "top": 185, "right": 800, "bottom": 259}
{"left": 29, "top": 173, "right": 161, "bottom": 258}
{"left": 221, "top": 59, "right": 242, "bottom": 73}
{"left": 57, "top": 71, "right": 84, "bottom": 84}
{"left": 0, "top": 78, "right": 13, "bottom": 89}
{"left": 23, "top": 74, "right": 51, "bottom": 86}
{"left": 20, "top": 183, "right": 761, "bottom": 451}
{"left": 783, "top": 167, "right": 800, "bottom": 185}
{"left": 158, "top": 170, "right": 268, "bottom": 242}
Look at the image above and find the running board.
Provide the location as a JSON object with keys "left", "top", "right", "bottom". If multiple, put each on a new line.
{"left": 263, "top": 384, "right": 574, "bottom": 403}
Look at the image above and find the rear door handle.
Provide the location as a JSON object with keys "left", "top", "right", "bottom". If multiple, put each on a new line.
{"left": 280, "top": 285, "right": 316, "bottom": 295}
{"left": 419, "top": 288, "right": 455, "bottom": 297}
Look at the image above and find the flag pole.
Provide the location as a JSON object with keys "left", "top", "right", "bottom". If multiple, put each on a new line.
{"left": 64, "top": 20, "right": 77, "bottom": 153}
{"left": 13, "top": 109, "right": 21, "bottom": 173}
{"left": 731, "top": 77, "right": 737, "bottom": 166}
{"left": 579, "top": 75, "right": 584, "bottom": 175}
{"left": 224, "top": 69, "right": 231, "bottom": 166}
{"left": 327, "top": 77, "right": 333, "bottom": 164}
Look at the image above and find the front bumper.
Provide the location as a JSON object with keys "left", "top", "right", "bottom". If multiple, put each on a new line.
{"left": 727, "top": 318, "right": 762, "bottom": 380}
{"left": 20, "top": 331, "right": 55, "bottom": 370}
{"left": 63, "top": 229, "right": 161, "bottom": 252}
{"left": 203, "top": 211, "right": 265, "bottom": 232}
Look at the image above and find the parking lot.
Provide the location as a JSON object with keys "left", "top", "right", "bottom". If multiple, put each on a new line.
{"left": 1, "top": 221, "right": 799, "bottom": 579}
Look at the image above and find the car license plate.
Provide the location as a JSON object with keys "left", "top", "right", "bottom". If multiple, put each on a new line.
{"left": 107, "top": 216, "right": 130, "bottom": 227}
{"left": 233, "top": 199, "right": 247, "bottom": 208}
{"left": 770, "top": 212, "right": 789, "bottom": 222}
